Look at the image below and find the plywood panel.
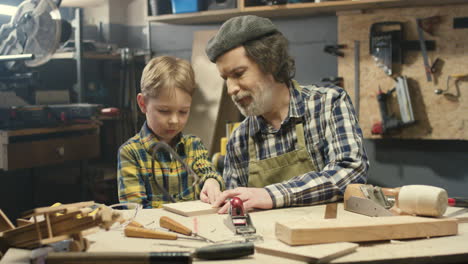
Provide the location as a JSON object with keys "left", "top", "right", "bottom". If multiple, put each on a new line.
{"left": 162, "top": 201, "right": 218, "bottom": 217}
{"left": 275, "top": 215, "right": 458, "bottom": 246}
{"left": 255, "top": 240, "right": 358, "bottom": 263}
{"left": 338, "top": 4, "right": 468, "bottom": 140}
{"left": 188, "top": 30, "right": 240, "bottom": 155}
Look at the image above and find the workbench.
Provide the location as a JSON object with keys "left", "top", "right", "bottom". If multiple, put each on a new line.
{"left": 0, "top": 123, "right": 100, "bottom": 171}
{"left": 2, "top": 203, "right": 468, "bottom": 263}
{"left": 90, "top": 204, "right": 468, "bottom": 263}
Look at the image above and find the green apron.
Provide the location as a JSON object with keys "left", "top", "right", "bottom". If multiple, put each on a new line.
{"left": 247, "top": 123, "right": 317, "bottom": 187}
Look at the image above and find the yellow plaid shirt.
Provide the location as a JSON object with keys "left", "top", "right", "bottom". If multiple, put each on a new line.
{"left": 118, "top": 122, "right": 224, "bottom": 208}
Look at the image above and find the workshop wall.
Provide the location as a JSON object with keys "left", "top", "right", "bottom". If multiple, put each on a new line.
{"left": 338, "top": 4, "right": 468, "bottom": 140}
{"left": 336, "top": 4, "right": 468, "bottom": 196}
{"left": 141, "top": 16, "right": 338, "bottom": 84}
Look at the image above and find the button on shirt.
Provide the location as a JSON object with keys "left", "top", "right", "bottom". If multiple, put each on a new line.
{"left": 118, "top": 122, "right": 224, "bottom": 208}
{"left": 224, "top": 81, "right": 369, "bottom": 208}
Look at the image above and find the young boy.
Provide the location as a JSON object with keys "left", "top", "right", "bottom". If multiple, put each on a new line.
{"left": 117, "top": 56, "right": 224, "bottom": 208}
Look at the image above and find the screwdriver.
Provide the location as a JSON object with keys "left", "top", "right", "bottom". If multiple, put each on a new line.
{"left": 160, "top": 216, "right": 215, "bottom": 243}
{"left": 124, "top": 225, "right": 204, "bottom": 242}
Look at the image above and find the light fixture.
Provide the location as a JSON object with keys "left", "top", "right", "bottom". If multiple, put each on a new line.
{"left": 0, "top": 4, "right": 17, "bottom": 16}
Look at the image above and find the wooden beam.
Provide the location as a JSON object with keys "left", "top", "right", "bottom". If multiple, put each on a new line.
{"left": 276, "top": 216, "right": 458, "bottom": 245}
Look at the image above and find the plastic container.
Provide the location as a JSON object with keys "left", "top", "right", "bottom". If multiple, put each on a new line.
{"left": 171, "top": 0, "right": 199, "bottom": 14}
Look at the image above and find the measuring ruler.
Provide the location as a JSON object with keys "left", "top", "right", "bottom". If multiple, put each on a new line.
{"left": 416, "top": 18, "right": 432, "bottom": 82}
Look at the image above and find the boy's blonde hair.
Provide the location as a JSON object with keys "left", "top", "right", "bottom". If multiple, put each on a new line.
{"left": 140, "top": 56, "right": 196, "bottom": 98}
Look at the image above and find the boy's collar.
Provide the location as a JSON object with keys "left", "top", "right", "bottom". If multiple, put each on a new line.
{"left": 140, "top": 122, "right": 185, "bottom": 155}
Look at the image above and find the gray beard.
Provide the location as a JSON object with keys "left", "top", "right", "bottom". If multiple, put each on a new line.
{"left": 233, "top": 83, "right": 273, "bottom": 116}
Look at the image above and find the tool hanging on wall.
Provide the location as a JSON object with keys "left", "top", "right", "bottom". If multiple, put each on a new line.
{"left": 416, "top": 18, "right": 433, "bottom": 82}
{"left": 454, "top": 17, "right": 468, "bottom": 29}
{"left": 434, "top": 73, "right": 468, "bottom": 99}
{"left": 323, "top": 44, "right": 346, "bottom": 57}
{"left": 321, "top": 76, "right": 343, "bottom": 87}
{"left": 369, "top": 21, "right": 435, "bottom": 76}
{"left": 418, "top": 16, "right": 441, "bottom": 35}
{"left": 371, "top": 76, "right": 415, "bottom": 135}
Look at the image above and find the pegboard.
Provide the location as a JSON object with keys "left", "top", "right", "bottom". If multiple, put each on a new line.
{"left": 338, "top": 3, "right": 468, "bottom": 140}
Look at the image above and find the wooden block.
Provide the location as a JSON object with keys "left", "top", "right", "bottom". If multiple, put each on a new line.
{"left": 255, "top": 240, "right": 358, "bottom": 263}
{"left": 324, "top": 203, "right": 338, "bottom": 219}
{"left": 276, "top": 216, "right": 458, "bottom": 246}
{"left": 162, "top": 201, "right": 218, "bottom": 217}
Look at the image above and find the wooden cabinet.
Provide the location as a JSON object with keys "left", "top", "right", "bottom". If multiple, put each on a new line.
{"left": 146, "top": 0, "right": 468, "bottom": 24}
{"left": 0, "top": 124, "right": 100, "bottom": 171}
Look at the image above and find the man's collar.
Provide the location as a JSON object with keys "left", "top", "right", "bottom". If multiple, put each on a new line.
{"left": 249, "top": 80, "right": 305, "bottom": 136}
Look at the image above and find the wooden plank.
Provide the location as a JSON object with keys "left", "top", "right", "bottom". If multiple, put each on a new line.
{"left": 276, "top": 216, "right": 458, "bottom": 246}
{"left": 255, "top": 240, "right": 358, "bottom": 263}
{"left": 162, "top": 201, "right": 218, "bottom": 217}
{"left": 188, "top": 30, "right": 239, "bottom": 155}
{"left": 1, "top": 124, "right": 98, "bottom": 137}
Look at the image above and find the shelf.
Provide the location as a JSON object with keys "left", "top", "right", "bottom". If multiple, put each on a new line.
{"left": 51, "top": 52, "right": 121, "bottom": 60}
{"left": 0, "top": 123, "right": 99, "bottom": 138}
{"left": 147, "top": 0, "right": 468, "bottom": 24}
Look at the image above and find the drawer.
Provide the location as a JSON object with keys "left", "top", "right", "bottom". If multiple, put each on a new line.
{"left": 1, "top": 134, "right": 99, "bottom": 170}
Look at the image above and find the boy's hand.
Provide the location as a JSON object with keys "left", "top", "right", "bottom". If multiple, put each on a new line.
{"left": 213, "top": 187, "right": 273, "bottom": 214}
{"left": 200, "top": 178, "right": 222, "bottom": 204}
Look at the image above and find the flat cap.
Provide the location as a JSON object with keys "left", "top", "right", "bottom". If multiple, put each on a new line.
{"left": 206, "top": 15, "right": 278, "bottom": 62}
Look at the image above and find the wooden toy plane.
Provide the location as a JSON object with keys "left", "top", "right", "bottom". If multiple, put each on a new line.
{"left": 0, "top": 201, "right": 121, "bottom": 252}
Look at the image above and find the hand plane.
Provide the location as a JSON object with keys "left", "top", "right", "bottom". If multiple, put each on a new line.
{"left": 344, "top": 184, "right": 459, "bottom": 218}
{"left": 343, "top": 184, "right": 396, "bottom": 217}
{"left": 224, "top": 197, "right": 262, "bottom": 242}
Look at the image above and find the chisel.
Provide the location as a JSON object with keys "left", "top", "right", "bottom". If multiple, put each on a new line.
{"left": 160, "top": 216, "right": 215, "bottom": 243}
{"left": 124, "top": 225, "right": 202, "bottom": 241}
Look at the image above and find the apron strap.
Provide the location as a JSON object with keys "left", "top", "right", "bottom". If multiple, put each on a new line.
{"left": 248, "top": 134, "right": 256, "bottom": 161}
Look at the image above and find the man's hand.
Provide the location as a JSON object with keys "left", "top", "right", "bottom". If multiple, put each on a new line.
{"left": 212, "top": 187, "right": 273, "bottom": 214}
{"left": 200, "top": 178, "right": 222, "bottom": 204}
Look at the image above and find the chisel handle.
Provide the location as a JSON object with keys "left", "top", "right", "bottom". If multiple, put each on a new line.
{"left": 160, "top": 216, "right": 192, "bottom": 236}
{"left": 194, "top": 242, "right": 254, "bottom": 260}
{"left": 124, "top": 225, "right": 177, "bottom": 240}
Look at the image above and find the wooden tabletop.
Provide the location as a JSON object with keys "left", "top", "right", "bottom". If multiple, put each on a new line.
{"left": 82, "top": 203, "right": 468, "bottom": 264}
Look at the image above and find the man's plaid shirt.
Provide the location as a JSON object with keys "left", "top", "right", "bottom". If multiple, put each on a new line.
{"left": 224, "top": 81, "right": 369, "bottom": 208}
{"left": 118, "top": 122, "right": 224, "bottom": 208}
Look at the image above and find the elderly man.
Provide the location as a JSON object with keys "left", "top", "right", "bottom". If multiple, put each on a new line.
{"left": 202, "top": 15, "right": 369, "bottom": 213}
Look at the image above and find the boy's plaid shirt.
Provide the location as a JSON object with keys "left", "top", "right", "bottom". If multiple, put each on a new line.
{"left": 118, "top": 122, "right": 224, "bottom": 208}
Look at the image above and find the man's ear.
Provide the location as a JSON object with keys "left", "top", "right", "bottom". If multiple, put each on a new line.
{"left": 136, "top": 93, "right": 147, "bottom": 113}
